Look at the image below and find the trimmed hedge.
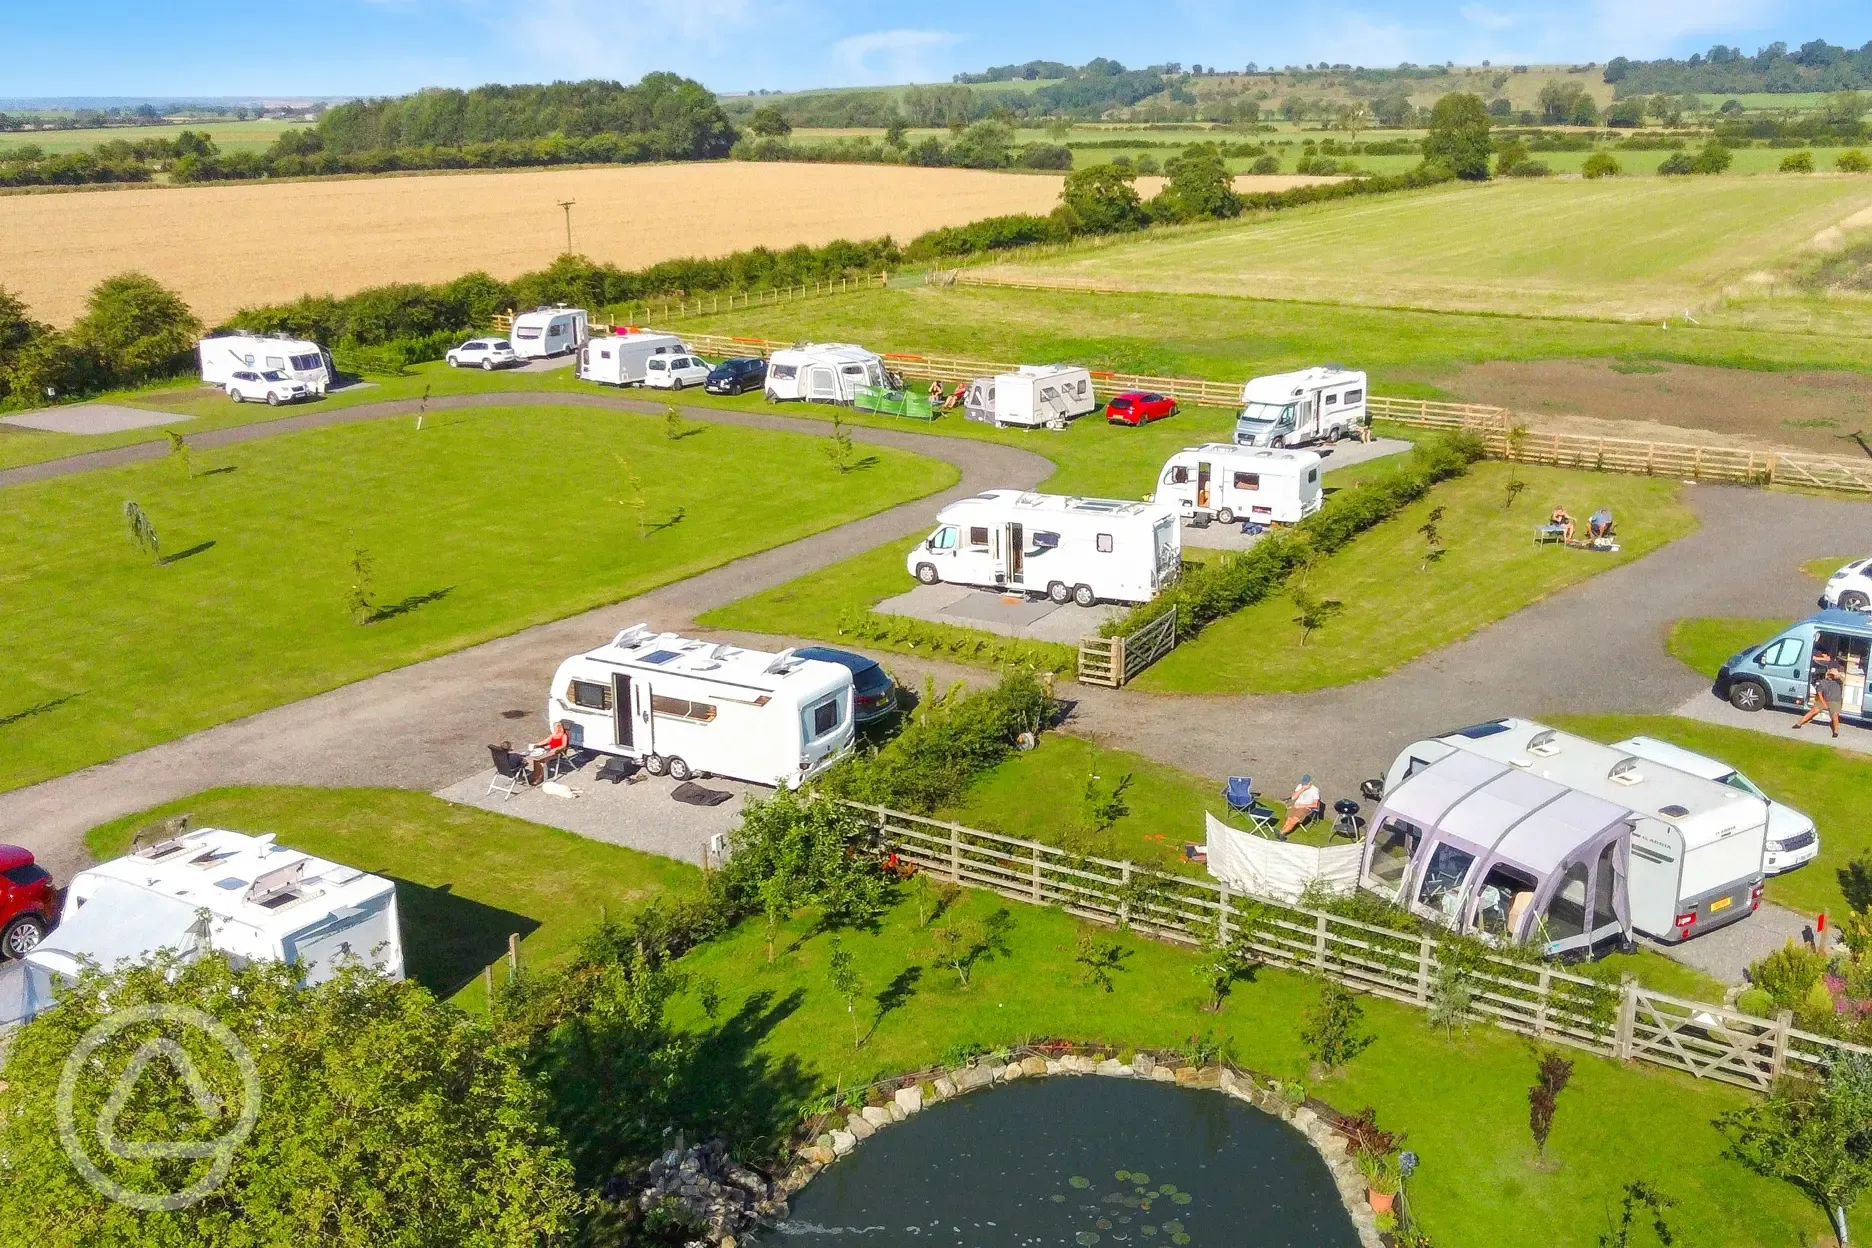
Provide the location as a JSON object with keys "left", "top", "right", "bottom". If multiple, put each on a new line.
{"left": 1102, "top": 432, "right": 1486, "bottom": 640}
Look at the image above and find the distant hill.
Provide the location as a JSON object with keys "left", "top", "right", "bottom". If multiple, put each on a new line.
{"left": 1606, "top": 40, "right": 1872, "bottom": 95}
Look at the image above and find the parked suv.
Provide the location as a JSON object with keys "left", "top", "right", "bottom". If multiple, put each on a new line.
{"left": 706, "top": 357, "right": 768, "bottom": 395}
{"left": 646, "top": 354, "right": 712, "bottom": 390}
{"left": 226, "top": 369, "right": 310, "bottom": 405}
{"left": 447, "top": 338, "right": 519, "bottom": 370}
{"left": 795, "top": 646, "right": 898, "bottom": 723}
{"left": 0, "top": 846, "right": 57, "bottom": 960}
{"left": 1820, "top": 557, "right": 1872, "bottom": 612}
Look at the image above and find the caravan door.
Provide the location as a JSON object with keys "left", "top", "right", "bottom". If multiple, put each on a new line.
{"left": 1001, "top": 523, "right": 1026, "bottom": 589}
{"left": 808, "top": 366, "right": 838, "bottom": 402}
{"left": 611, "top": 674, "right": 634, "bottom": 750}
{"left": 1196, "top": 459, "right": 1212, "bottom": 510}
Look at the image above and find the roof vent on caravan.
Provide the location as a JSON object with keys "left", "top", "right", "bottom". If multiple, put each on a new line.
{"left": 1608, "top": 757, "right": 1643, "bottom": 786}
{"left": 612, "top": 624, "right": 653, "bottom": 650}
{"left": 764, "top": 648, "right": 800, "bottom": 675}
{"left": 1527, "top": 729, "right": 1560, "bottom": 756}
{"left": 247, "top": 859, "right": 308, "bottom": 909}
{"left": 1659, "top": 804, "right": 1691, "bottom": 818}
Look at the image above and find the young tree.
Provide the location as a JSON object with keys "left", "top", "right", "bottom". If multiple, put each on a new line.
{"left": 347, "top": 547, "right": 375, "bottom": 624}
{"left": 1073, "top": 930, "right": 1128, "bottom": 993}
{"left": 1597, "top": 1180, "right": 1677, "bottom": 1248}
{"left": 1194, "top": 907, "right": 1262, "bottom": 1012}
{"left": 1528, "top": 1049, "right": 1576, "bottom": 1159}
{"left": 166, "top": 427, "right": 193, "bottom": 479}
{"left": 884, "top": 115, "right": 909, "bottom": 148}
{"left": 68, "top": 272, "right": 201, "bottom": 386}
{"left": 122, "top": 499, "right": 160, "bottom": 562}
{"left": 1421, "top": 92, "right": 1493, "bottom": 181}
{"left": 1055, "top": 164, "right": 1148, "bottom": 234}
{"left": 1290, "top": 587, "right": 1344, "bottom": 645}
{"left": 824, "top": 411, "right": 855, "bottom": 472}
{"left": 827, "top": 936, "right": 864, "bottom": 1047}
{"left": 1300, "top": 979, "right": 1372, "bottom": 1069}
{"left": 1718, "top": 1053, "right": 1872, "bottom": 1245}
{"left": 1418, "top": 504, "right": 1447, "bottom": 569}
{"left": 664, "top": 403, "right": 686, "bottom": 440}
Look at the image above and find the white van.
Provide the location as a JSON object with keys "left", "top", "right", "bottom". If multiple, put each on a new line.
{"left": 511, "top": 306, "right": 589, "bottom": 360}
{"left": 909, "top": 489, "right": 1181, "bottom": 606}
{"left": 764, "top": 343, "right": 887, "bottom": 404}
{"left": 548, "top": 626, "right": 855, "bottom": 788}
{"left": 1611, "top": 736, "right": 1819, "bottom": 876}
{"left": 199, "top": 334, "right": 333, "bottom": 396}
{"left": 1235, "top": 366, "right": 1367, "bottom": 447}
{"left": 1153, "top": 444, "right": 1323, "bottom": 525}
{"left": 578, "top": 330, "right": 687, "bottom": 385}
{"left": 3, "top": 826, "right": 404, "bottom": 1027}
{"left": 1382, "top": 719, "right": 1768, "bottom": 944}
{"left": 962, "top": 365, "right": 1097, "bottom": 429}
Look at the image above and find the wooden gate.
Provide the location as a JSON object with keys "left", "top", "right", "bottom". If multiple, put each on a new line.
{"left": 1077, "top": 607, "right": 1175, "bottom": 688}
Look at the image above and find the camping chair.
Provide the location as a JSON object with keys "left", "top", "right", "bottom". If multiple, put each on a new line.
{"left": 486, "top": 745, "right": 530, "bottom": 800}
{"left": 1222, "top": 777, "right": 1280, "bottom": 837}
{"left": 1533, "top": 523, "right": 1568, "bottom": 546}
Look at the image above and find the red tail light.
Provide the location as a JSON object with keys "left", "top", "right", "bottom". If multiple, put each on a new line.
{"left": 1674, "top": 911, "right": 1698, "bottom": 929}
{"left": 1749, "top": 885, "right": 1763, "bottom": 909}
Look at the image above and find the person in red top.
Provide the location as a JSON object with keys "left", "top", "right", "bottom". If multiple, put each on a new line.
{"left": 528, "top": 721, "right": 570, "bottom": 784}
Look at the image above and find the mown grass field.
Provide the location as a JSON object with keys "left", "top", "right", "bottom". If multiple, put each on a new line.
{"left": 1668, "top": 617, "right": 1792, "bottom": 678}
{"left": 0, "top": 118, "right": 291, "bottom": 155}
{"left": 0, "top": 405, "right": 954, "bottom": 792}
{"left": 1137, "top": 463, "right": 1697, "bottom": 693}
{"left": 978, "top": 175, "right": 1872, "bottom": 320}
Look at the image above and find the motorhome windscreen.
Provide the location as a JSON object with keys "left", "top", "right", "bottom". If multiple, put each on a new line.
{"left": 1241, "top": 402, "right": 1292, "bottom": 425}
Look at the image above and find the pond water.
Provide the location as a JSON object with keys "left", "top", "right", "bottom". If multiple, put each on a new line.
{"left": 760, "top": 1075, "right": 1360, "bottom": 1247}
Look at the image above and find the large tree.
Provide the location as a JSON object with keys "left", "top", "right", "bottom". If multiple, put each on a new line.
{"left": 1422, "top": 92, "right": 1493, "bottom": 181}
{"left": 1151, "top": 144, "right": 1242, "bottom": 223}
{"left": 67, "top": 272, "right": 201, "bottom": 386}
{"left": 1055, "top": 163, "right": 1148, "bottom": 234}
{"left": 0, "top": 283, "right": 48, "bottom": 402}
{"left": 1718, "top": 1053, "right": 1872, "bottom": 1245}
{"left": 0, "top": 954, "right": 581, "bottom": 1247}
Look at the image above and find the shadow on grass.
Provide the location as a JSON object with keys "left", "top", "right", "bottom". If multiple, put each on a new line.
{"left": 865, "top": 964, "right": 923, "bottom": 1046}
{"left": 196, "top": 465, "right": 238, "bottom": 478}
{"left": 391, "top": 877, "right": 540, "bottom": 998}
{"left": 0, "top": 691, "right": 82, "bottom": 728}
{"left": 644, "top": 507, "right": 687, "bottom": 536}
{"left": 672, "top": 988, "right": 818, "bottom": 1158}
{"left": 370, "top": 587, "right": 453, "bottom": 623}
{"left": 159, "top": 540, "right": 216, "bottom": 565}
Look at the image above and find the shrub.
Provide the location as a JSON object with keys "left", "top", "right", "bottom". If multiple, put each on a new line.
{"left": 1837, "top": 149, "right": 1871, "bottom": 172}
{"left": 1504, "top": 160, "right": 1551, "bottom": 177}
{"left": 1657, "top": 151, "right": 1696, "bottom": 175}
{"left": 1582, "top": 152, "right": 1622, "bottom": 178}
{"left": 1781, "top": 150, "right": 1816, "bottom": 173}
{"left": 1300, "top": 979, "right": 1372, "bottom": 1069}
{"left": 1690, "top": 142, "right": 1733, "bottom": 174}
{"left": 1250, "top": 154, "right": 1281, "bottom": 174}
{"left": 1018, "top": 143, "right": 1073, "bottom": 170}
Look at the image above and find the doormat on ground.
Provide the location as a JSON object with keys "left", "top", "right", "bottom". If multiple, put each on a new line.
{"left": 671, "top": 782, "right": 733, "bottom": 806}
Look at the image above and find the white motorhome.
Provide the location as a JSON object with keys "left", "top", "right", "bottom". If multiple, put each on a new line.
{"left": 1379, "top": 719, "right": 1768, "bottom": 944}
{"left": 763, "top": 343, "right": 887, "bottom": 404}
{"left": 962, "top": 365, "right": 1098, "bottom": 429}
{"left": 548, "top": 626, "right": 855, "bottom": 788}
{"left": 577, "top": 330, "right": 687, "bottom": 385}
{"left": 908, "top": 490, "right": 1181, "bottom": 606}
{"left": 198, "top": 334, "right": 333, "bottom": 395}
{"left": 3, "top": 827, "right": 404, "bottom": 1026}
{"left": 1234, "top": 366, "right": 1368, "bottom": 448}
{"left": 1153, "top": 445, "right": 1323, "bottom": 525}
{"left": 510, "top": 306, "right": 589, "bottom": 359}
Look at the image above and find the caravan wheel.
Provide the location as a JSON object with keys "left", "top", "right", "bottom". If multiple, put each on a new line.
{"left": 915, "top": 563, "right": 940, "bottom": 585}
{"left": 1215, "top": 508, "right": 1235, "bottom": 525}
{"left": 667, "top": 756, "right": 693, "bottom": 781}
{"left": 1047, "top": 581, "right": 1071, "bottom": 605}
{"left": 1072, "top": 584, "right": 1097, "bottom": 608}
{"left": 643, "top": 754, "right": 668, "bottom": 776}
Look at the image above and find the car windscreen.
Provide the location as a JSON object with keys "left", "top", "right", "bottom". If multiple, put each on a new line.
{"left": 261, "top": 370, "right": 289, "bottom": 381}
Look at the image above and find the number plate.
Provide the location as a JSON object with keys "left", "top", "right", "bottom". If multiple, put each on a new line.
{"left": 1709, "top": 896, "right": 1733, "bottom": 913}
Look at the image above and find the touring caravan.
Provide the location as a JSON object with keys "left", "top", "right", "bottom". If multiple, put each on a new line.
{"left": 577, "top": 330, "right": 687, "bottom": 385}
{"left": 2, "top": 826, "right": 404, "bottom": 1027}
{"left": 198, "top": 334, "right": 333, "bottom": 396}
{"left": 908, "top": 490, "right": 1181, "bottom": 606}
{"left": 1234, "top": 366, "right": 1367, "bottom": 448}
{"left": 1153, "top": 445, "right": 1323, "bottom": 525}
{"left": 962, "top": 365, "right": 1098, "bottom": 429}
{"left": 510, "top": 306, "right": 589, "bottom": 360}
{"left": 548, "top": 627, "right": 855, "bottom": 788}
{"left": 763, "top": 343, "right": 887, "bottom": 404}
{"left": 1375, "top": 719, "right": 1769, "bottom": 945}
{"left": 1714, "top": 610, "right": 1872, "bottom": 724}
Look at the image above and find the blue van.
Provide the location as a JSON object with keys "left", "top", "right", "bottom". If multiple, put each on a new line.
{"left": 1714, "top": 610, "right": 1870, "bottom": 721}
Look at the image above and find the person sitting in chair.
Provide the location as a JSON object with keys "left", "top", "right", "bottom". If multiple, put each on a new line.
{"left": 944, "top": 381, "right": 968, "bottom": 411}
{"left": 528, "top": 720, "right": 570, "bottom": 785}
{"left": 1550, "top": 506, "right": 1575, "bottom": 544}
{"left": 927, "top": 379, "right": 945, "bottom": 406}
{"left": 1279, "top": 774, "right": 1322, "bottom": 840}
{"left": 1589, "top": 507, "right": 1614, "bottom": 542}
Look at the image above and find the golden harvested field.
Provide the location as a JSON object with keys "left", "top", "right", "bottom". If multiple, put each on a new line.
{"left": 0, "top": 163, "right": 1072, "bottom": 325}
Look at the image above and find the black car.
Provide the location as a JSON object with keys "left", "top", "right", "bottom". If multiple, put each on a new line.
{"left": 795, "top": 646, "right": 898, "bottom": 723}
{"left": 705, "top": 357, "right": 767, "bottom": 395}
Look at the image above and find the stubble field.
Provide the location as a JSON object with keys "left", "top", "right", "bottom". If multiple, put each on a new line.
{"left": 0, "top": 162, "right": 1068, "bottom": 325}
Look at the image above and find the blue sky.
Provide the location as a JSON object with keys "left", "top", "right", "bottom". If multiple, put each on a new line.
{"left": 5, "top": 0, "right": 1871, "bottom": 99}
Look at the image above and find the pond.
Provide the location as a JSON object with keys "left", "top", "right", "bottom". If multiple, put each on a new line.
{"left": 759, "top": 1075, "right": 1361, "bottom": 1247}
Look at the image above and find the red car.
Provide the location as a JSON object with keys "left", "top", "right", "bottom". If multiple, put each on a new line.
{"left": 0, "top": 846, "right": 57, "bottom": 960}
{"left": 1104, "top": 391, "right": 1177, "bottom": 425}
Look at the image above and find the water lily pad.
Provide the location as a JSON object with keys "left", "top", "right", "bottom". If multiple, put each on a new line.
{"left": 1130, "top": 1172, "right": 1150, "bottom": 1185}
{"left": 1171, "top": 1235, "right": 1190, "bottom": 1246}
{"left": 1171, "top": 1193, "right": 1192, "bottom": 1205}
{"left": 1076, "top": 1234, "right": 1101, "bottom": 1246}
{"left": 1096, "top": 1218, "right": 1112, "bottom": 1230}
{"left": 1070, "top": 1176, "right": 1091, "bottom": 1189}
{"left": 1141, "top": 1228, "right": 1158, "bottom": 1238}
{"left": 1163, "top": 1222, "right": 1184, "bottom": 1235}
{"left": 1050, "top": 1194, "right": 1066, "bottom": 1204}
{"left": 1115, "top": 1170, "right": 1132, "bottom": 1181}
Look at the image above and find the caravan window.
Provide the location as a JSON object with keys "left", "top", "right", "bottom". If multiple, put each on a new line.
{"left": 651, "top": 694, "right": 717, "bottom": 723}
{"left": 1032, "top": 531, "right": 1061, "bottom": 550}
{"left": 968, "top": 526, "right": 989, "bottom": 548}
{"left": 265, "top": 356, "right": 286, "bottom": 370}
{"left": 1167, "top": 465, "right": 1190, "bottom": 484}
{"left": 1232, "top": 472, "right": 1260, "bottom": 490}
{"left": 840, "top": 364, "right": 866, "bottom": 376}
{"left": 1096, "top": 533, "right": 1114, "bottom": 553}
{"left": 289, "top": 353, "right": 321, "bottom": 370}
{"left": 548, "top": 324, "right": 565, "bottom": 337}
{"left": 1416, "top": 842, "right": 1475, "bottom": 920}
{"left": 769, "top": 364, "right": 797, "bottom": 380}
{"left": 1324, "top": 393, "right": 1338, "bottom": 406}
{"left": 1308, "top": 468, "right": 1319, "bottom": 483}
{"left": 1544, "top": 863, "right": 1590, "bottom": 941}
{"left": 805, "top": 693, "right": 844, "bottom": 740}
{"left": 515, "top": 327, "right": 541, "bottom": 339}
{"left": 1345, "top": 389, "right": 1364, "bottom": 404}
{"left": 568, "top": 680, "right": 612, "bottom": 711}
{"left": 1475, "top": 865, "right": 1536, "bottom": 939}
{"left": 1369, "top": 818, "right": 1420, "bottom": 891}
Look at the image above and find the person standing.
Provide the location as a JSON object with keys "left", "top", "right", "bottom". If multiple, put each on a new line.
{"left": 1796, "top": 647, "right": 1844, "bottom": 738}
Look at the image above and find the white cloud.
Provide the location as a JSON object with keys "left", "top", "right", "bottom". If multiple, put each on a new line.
{"left": 1587, "top": 0, "right": 1785, "bottom": 57}
{"left": 490, "top": 0, "right": 762, "bottom": 79}
{"left": 1459, "top": 4, "right": 1516, "bottom": 32}
{"left": 830, "top": 29, "right": 963, "bottom": 85}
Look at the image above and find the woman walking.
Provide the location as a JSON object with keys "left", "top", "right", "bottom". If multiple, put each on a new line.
{"left": 1795, "top": 647, "right": 1844, "bottom": 738}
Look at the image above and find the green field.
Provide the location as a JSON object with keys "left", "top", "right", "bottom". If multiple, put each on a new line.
{"left": 1137, "top": 463, "right": 1697, "bottom": 693}
{"left": 979, "top": 175, "right": 1872, "bottom": 320}
{"left": 84, "top": 787, "right": 699, "bottom": 1011}
{"left": 0, "top": 404, "right": 954, "bottom": 792}
{"left": 0, "top": 118, "right": 290, "bottom": 155}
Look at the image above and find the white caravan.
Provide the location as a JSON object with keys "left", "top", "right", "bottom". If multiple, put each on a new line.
{"left": 510, "top": 306, "right": 589, "bottom": 359}
{"left": 763, "top": 343, "right": 887, "bottom": 404}
{"left": 3, "top": 826, "right": 404, "bottom": 1026}
{"left": 548, "top": 626, "right": 855, "bottom": 788}
{"left": 1153, "top": 445, "right": 1323, "bottom": 525}
{"left": 1234, "top": 366, "right": 1368, "bottom": 448}
{"left": 577, "top": 329, "right": 687, "bottom": 385}
{"left": 1611, "top": 735, "right": 1820, "bottom": 877}
{"left": 909, "top": 490, "right": 1181, "bottom": 606}
{"left": 1380, "top": 719, "right": 1768, "bottom": 944}
{"left": 962, "top": 365, "right": 1098, "bottom": 429}
{"left": 198, "top": 334, "right": 333, "bottom": 395}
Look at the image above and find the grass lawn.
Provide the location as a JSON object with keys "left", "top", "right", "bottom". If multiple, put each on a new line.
{"left": 669, "top": 886, "right": 1844, "bottom": 1248}
{"left": 83, "top": 787, "right": 700, "bottom": 1011}
{"left": 1667, "top": 617, "right": 1792, "bottom": 678}
{"left": 1136, "top": 463, "right": 1696, "bottom": 694}
{"left": 1557, "top": 714, "right": 1872, "bottom": 917}
{"left": 1804, "top": 554, "right": 1860, "bottom": 581}
{"left": 0, "top": 404, "right": 955, "bottom": 792}
{"left": 980, "top": 175, "right": 1872, "bottom": 320}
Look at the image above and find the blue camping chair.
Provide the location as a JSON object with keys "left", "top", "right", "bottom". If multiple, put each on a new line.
{"left": 1222, "top": 777, "right": 1280, "bottom": 837}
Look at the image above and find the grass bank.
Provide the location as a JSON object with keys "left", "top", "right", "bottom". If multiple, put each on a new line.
{"left": 1667, "top": 617, "right": 1792, "bottom": 678}
{"left": 0, "top": 404, "right": 954, "bottom": 792}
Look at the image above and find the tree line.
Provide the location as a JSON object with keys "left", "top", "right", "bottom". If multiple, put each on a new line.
{"left": 1607, "top": 39, "right": 1872, "bottom": 95}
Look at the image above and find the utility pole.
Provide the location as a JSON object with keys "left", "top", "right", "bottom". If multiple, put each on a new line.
{"left": 557, "top": 200, "right": 576, "bottom": 252}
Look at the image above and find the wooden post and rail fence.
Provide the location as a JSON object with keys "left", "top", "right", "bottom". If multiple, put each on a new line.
{"left": 491, "top": 273, "right": 888, "bottom": 336}
{"left": 847, "top": 800, "right": 1859, "bottom": 1093}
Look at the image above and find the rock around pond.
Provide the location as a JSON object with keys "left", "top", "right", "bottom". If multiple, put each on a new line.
{"left": 758, "top": 1075, "right": 1360, "bottom": 1247}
